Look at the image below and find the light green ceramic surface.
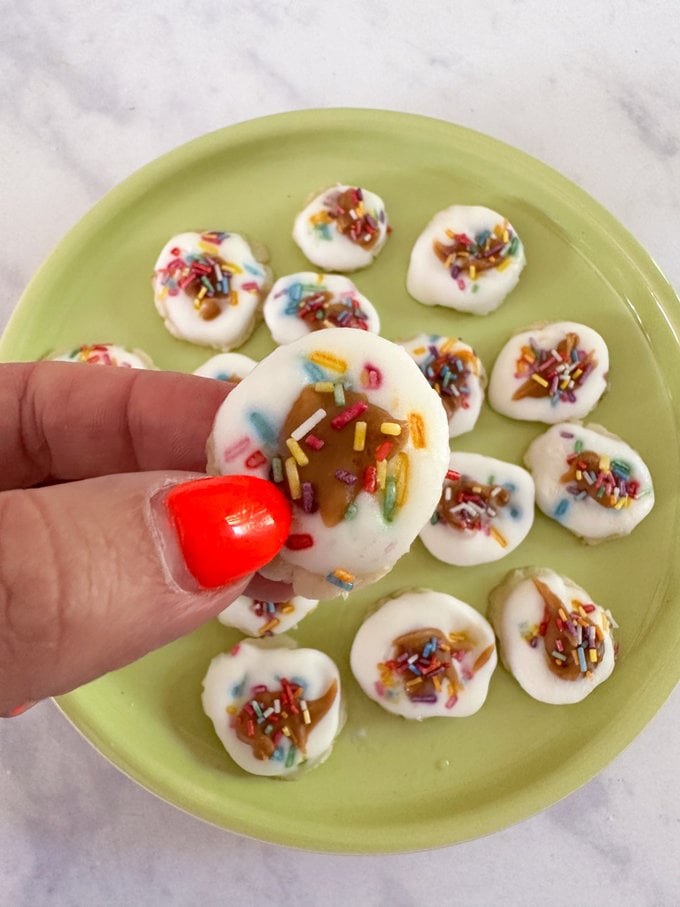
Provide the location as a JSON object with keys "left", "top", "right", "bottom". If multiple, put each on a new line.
{"left": 2, "top": 110, "right": 679, "bottom": 853}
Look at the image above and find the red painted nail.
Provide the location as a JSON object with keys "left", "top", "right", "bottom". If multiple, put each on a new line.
{"left": 165, "top": 475, "right": 291, "bottom": 589}
{"left": 1, "top": 701, "right": 36, "bottom": 718}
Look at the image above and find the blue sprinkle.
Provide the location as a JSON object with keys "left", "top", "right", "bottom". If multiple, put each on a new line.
{"left": 555, "top": 499, "right": 569, "bottom": 518}
{"left": 271, "top": 746, "right": 285, "bottom": 762}
{"left": 284, "top": 299, "right": 300, "bottom": 315}
{"left": 510, "top": 507, "right": 520, "bottom": 520}
{"left": 248, "top": 410, "right": 277, "bottom": 445}
{"left": 303, "top": 359, "right": 326, "bottom": 382}
{"left": 326, "top": 572, "right": 353, "bottom": 592}
{"left": 231, "top": 679, "right": 245, "bottom": 698}
{"left": 244, "top": 262, "right": 264, "bottom": 276}
{"left": 215, "top": 372, "right": 229, "bottom": 382}
{"left": 503, "top": 482, "right": 517, "bottom": 493}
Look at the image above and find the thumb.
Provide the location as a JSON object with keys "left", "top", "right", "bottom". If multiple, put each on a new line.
{"left": 0, "top": 473, "right": 291, "bottom": 714}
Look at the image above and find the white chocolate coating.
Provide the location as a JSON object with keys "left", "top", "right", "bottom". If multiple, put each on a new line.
{"left": 524, "top": 422, "right": 654, "bottom": 542}
{"left": 217, "top": 593, "right": 319, "bottom": 637}
{"left": 152, "top": 231, "right": 271, "bottom": 350}
{"left": 350, "top": 589, "right": 497, "bottom": 719}
{"left": 488, "top": 567, "right": 617, "bottom": 704}
{"left": 399, "top": 333, "right": 486, "bottom": 437}
{"left": 263, "top": 272, "right": 380, "bottom": 345}
{"left": 202, "top": 638, "right": 343, "bottom": 777}
{"left": 488, "top": 322, "right": 609, "bottom": 423}
{"left": 193, "top": 352, "right": 257, "bottom": 382}
{"left": 292, "top": 185, "right": 389, "bottom": 272}
{"left": 48, "top": 342, "right": 156, "bottom": 369}
{"left": 419, "top": 452, "right": 535, "bottom": 566}
{"left": 208, "top": 328, "right": 450, "bottom": 599}
{"left": 406, "top": 205, "right": 526, "bottom": 314}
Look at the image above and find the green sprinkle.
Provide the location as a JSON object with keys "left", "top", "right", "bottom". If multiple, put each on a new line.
{"left": 344, "top": 503, "right": 358, "bottom": 520}
{"left": 272, "top": 456, "right": 283, "bottom": 483}
{"left": 430, "top": 511, "right": 440, "bottom": 525}
{"left": 285, "top": 745, "right": 297, "bottom": 768}
{"left": 574, "top": 439, "right": 584, "bottom": 454}
{"left": 333, "top": 381, "right": 346, "bottom": 406}
{"left": 383, "top": 476, "right": 397, "bottom": 522}
{"left": 509, "top": 235, "right": 519, "bottom": 256}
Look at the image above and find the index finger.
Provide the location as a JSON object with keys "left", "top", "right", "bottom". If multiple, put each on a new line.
{"left": 0, "top": 362, "right": 232, "bottom": 490}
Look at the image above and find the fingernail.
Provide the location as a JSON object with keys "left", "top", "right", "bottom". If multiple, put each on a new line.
{"left": 164, "top": 475, "right": 291, "bottom": 589}
{"left": 1, "top": 701, "right": 37, "bottom": 718}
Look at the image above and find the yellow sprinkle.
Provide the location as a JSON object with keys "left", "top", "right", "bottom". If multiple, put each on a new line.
{"left": 406, "top": 676, "right": 422, "bottom": 689}
{"left": 286, "top": 437, "right": 309, "bottom": 467}
{"left": 496, "top": 257, "right": 512, "bottom": 272}
{"left": 316, "top": 273, "right": 326, "bottom": 284}
{"left": 226, "top": 705, "right": 238, "bottom": 715}
{"left": 440, "top": 338, "right": 457, "bottom": 354}
{"left": 284, "top": 457, "right": 301, "bottom": 499}
{"left": 259, "top": 617, "right": 281, "bottom": 635}
{"left": 601, "top": 613, "right": 609, "bottom": 632}
{"left": 159, "top": 285, "right": 169, "bottom": 300}
{"left": 531, "top": 373, "right": 549, "bottom": 388}
{"left": 412, "top": 346, "right": 426, "bottom": 355}
{"left": 502, "top": 229, "right": 509, "bottom": 243}
{"left": 589, "top": 648, "right": 598, "bottom": 663}
{"left": 302, "top": 709, "right": 311, "bottom": 725}
{"left": 445, "top": 228, "right": 456, "bottom": 239}
{"left": 314, "top": 381, "right": 334, "bottom": 393}
{"left": 310, "top": 210, "right": 332, "bottom": 225}
{"left": 576, "top": 470, "right": 583, "bottom": 480}
{"left": 586, "top": 670, "right": 594, "bottom": 680}
{"left": 198, "top": 240, "right": 220, "bottom": 253}
{"left": 223, "top": 260, "right": 243, "bottom": 275}
{"left": 280, "top": 604, "right": 295, "bottom": 615}
{"left": 309, "top": 350, "right": 348, "bottom": 372}
{"left": 353, "top": 421, "right": 367, "bottom": 452}
{"left": 445, "top": 253, "right": 455, "bottom": 268}
{"left": 559, "top": 608, "right": 568, "bottom": 621}
{"left": 614, "top": 498, "right": 626, "bottom": 510}
{"left": 407, "top": 412, "right": 425, "bottom": 449}
{"left": 572, "top": 368, "right": 583, "bottom": 379}
{"left": 571, "top": 650, "right": 579, "bottom": 665}
{"left": 196, "top": 285, "right": 207, "bottom": 301}
{"left": 380, "top": 422, "right": 402, "bottom": 436}
{"left": 469, "top": 264, "right": 477, "bottom": 280}
{"left": 599, "top": 455, "right": 611, "bottom": 471}
{"left": 493, "top": 224, "right": 504, "bottom": 238}
{"left": 432, "top": 675, "right": 442, "bottom": 692}
{"left": 560, "top": 377, "right": 571, "bottom": 389}
{"left": 376, "top": 459, "right": 387, "bottom": 489}
{"left": 334, "top": 567, "right": 355, "bottom": 583}
{"left": 229, "top": 289, "right": 238, "bottom": 306}
{"left": 393, "top": 452, "right": 409, "bottom": 506}
{"left": 282, "top": 726, "right": 291, "bottom": 737}
{"left": 490, "top": 527, "right": 508, "bottom": 548}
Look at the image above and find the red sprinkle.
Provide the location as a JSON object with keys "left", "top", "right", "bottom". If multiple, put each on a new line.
{"left": 245, "top": 449, "right": 267, "bottom": 469}
{"left": 285, "top": 533, "right": 314, "bottom": 550}
{"left": 363, "top": 466, "right": 377, "bottom": 493}
{"left": 331, "top": 401, "right": 368, "bottom": 430}
{"left": 305, "top": 434, "right": 325, "bottom": 450}
{"left": 446, "top": 469, "right": 461, "bottom": 481}
{"left": 375, "top": 440, "right": 394, "bottom": 462}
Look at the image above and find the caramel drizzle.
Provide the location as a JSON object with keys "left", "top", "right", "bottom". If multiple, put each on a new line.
{"left": 233, "top": 678, "right": 338, "bottom": 761}
{"left": 512, "top": 333, "right": 597, "bottom": 401}
{"left": 381, "top": 628, "right": 460, "bottom": 702}
{"left": 436, "top": 475, "right": 510, "bottom": 531}
{"left": 531, "top": 579, "right": 605, "bottom": 681}
{"left": 560, "top": 450, "right": 638, "bottom": 510}
{"left": 328, "top": 187, "right": 381, "bottom": 249}
{"left": 277, "top": 384, "right": 408, "bottom": 527}
{"left": 297, "top": 290, "right": 370, "bottom": 332}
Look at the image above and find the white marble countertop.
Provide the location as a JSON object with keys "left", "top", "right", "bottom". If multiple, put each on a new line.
{"left": 1, "top": 2, "right": 679, "bottom": 903}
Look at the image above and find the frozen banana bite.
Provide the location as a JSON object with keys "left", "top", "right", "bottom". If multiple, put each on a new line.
{"left": 407, "top": 205, "right": 525, "bottom": 314}
{"left": 399, "top": 333, "right": 486, "bottom": 438}
{"left": 202, "top": 639, "right": 343, "bottom": 777}
{"left": 217, "top": 593, "right": 319, "bottom": 637}
{"left": 193, "top": 352, "right": 257, "bottom": 382}
{"left": 524, "top": 422, "right": 654, "bottom": 542}
{"left": 47, "top": 342, "right": 156, "bottom": 369}
{"left": 292, "top": 185, "right": 390, "bottom": 271}
{"left": 152, "top": 231, "right": 271, "bottom": 350}
{"left": 350, "top": 589, "right": 497, "bottom": 719}
{"left": 264, "top": 272, "right": 380, "bottom": 345}
{"left": 488, "top": 567, "right": 617, "bottom": 704}
{"left": 488, "top": 322, "right": 609, "bottom": 423}
{"left": 419, "top": 452, "right": 535, "bottom": 566}
{"left": 208, "top": 328, "right": 450, "bottom": 599}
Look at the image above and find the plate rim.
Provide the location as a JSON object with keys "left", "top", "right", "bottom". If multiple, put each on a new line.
{"left": 4, "top": 108, "right": 680, "bottom": 853}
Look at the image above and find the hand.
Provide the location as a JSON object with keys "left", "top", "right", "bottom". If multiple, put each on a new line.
{"left": 0, "top": 362, "right": 291, "bottom": 716}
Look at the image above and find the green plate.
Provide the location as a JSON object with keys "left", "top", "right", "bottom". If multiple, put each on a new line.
{"left": 2, "top": 109, "right": 679, "bottom": 853}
